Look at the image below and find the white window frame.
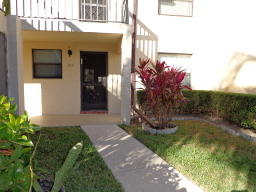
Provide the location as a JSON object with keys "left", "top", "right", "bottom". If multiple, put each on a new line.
{"left": 158, "top": 52, "right": 192, "bottom": 87}
{"left": 158, "top": 0, "right": 193, "bottom": 17}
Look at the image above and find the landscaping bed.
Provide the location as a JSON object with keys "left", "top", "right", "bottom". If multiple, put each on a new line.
{"left": 31, "top": 127, "right": 124, "bottom": 192}
{"left": 120, "top": 120, "right": 256, "bottom": 192}
{"left": 137, "top": 90, "right": 256, "bottom": 131}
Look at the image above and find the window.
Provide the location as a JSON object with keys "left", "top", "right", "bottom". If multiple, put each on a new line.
{"left": 33, "top": 49, "right": 62, "bottom": 78}
{"left": 80, "top": 0, "right": 107, "bottom": 21}
{"left": 158, "top": 0, "right": 193, "bottom": 17}
{"left": 158, "top": 53, "right": 192, "bottom": 87}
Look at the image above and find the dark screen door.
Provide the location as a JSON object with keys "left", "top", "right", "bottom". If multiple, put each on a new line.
{"left": 80, "top": 52, "right": 107, "bottom": 111}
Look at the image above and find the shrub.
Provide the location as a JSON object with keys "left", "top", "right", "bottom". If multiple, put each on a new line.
{"left": 137, "top": 90, "right": 256, "bottom": 130}
{"left": 136, "top": 58, "right": 191, "bottom": 129}
{"left": 0, "top": 95, "right": 39, "bottom": 191}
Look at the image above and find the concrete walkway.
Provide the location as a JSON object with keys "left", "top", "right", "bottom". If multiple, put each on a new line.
{"left": 82, "top": 124, "right": 203, "bottom": 192}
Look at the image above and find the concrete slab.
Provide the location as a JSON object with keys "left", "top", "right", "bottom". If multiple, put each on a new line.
{"left": 82, "top": 124, "right": 204, "bottom": 192}
{"left": 31, "top": 114, "right": 121, "bottom": 127}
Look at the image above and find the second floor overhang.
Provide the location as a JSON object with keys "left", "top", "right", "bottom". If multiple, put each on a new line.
{"left": 2, "top": 0, "right": 131, "bottom": 33}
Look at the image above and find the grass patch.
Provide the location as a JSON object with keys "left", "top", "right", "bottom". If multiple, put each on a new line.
{"left": 31, "top": 127, "right": 124, "bottom": 192}
{"left": 120, "top": 120, "right": 256, "bottom": 192}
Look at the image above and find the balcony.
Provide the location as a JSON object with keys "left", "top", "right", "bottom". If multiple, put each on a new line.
{"left": 4, "top": 0, "right": 128, "bottom": 23}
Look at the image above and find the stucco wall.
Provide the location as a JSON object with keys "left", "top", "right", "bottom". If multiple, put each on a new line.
{"left": 136, "top": 0, "right": 256, "bottom": 94}
{"left": 16, "top": 0, "right": 133, "bottom": 123}
{"left": 0, "top": 12, "right": 24, "bottom": 113}
{"left": 192, "top": 0, "right": 256, "bottom": 93}
{"left": 23, "top": 40, "right": 122, "bottom": 116}
{"left": 6, "top": 16, "right": 24, "bottom": 114}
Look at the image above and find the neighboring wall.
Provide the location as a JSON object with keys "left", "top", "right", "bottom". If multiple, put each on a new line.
{"left": 6, "top": 15, "right": 24, "bottom": 114}
{"left": 136, "top": 0, "right": 256, "bottom": 94}
{"left": 23, "top": 40, "right": 122, "bottom": 116}
{"left": 192, "top": 0, "right": 256, "bottom": 93}
{"left": 0, "top": 11, "right": 24, "bottom": 113}
{"left": 135, "top": 0, "right": 193, "bottom": 63}
{"left": 0, "top": 11, "right": 7, "bottom": 95}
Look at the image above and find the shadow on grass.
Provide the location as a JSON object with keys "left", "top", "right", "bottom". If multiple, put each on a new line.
{"left": 121, "top": 120, "right": 256, "bottom": 192}
{"left": 90, "top": 126, "right": 193, "bottom": 192}
{"left": 31, "top": 127, "right": 124, "bottom": 192}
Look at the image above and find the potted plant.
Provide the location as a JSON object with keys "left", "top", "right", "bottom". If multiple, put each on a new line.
{"left": 136, "top": 58, "right": 191, "bottom": 134}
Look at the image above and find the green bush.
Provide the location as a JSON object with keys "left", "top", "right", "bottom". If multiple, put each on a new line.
{"left": 0, "top": 95, "right": 39, "bottom": 191}
{"left": 137, "top": 90, "right": 256, "bottom": 130}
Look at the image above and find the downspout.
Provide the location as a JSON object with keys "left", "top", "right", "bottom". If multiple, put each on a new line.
{"left": 131, "top": 0, "right": 138, "bottom": 106}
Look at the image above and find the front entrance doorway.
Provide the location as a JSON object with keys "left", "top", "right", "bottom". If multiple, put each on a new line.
{"left": 80, "top": 51, "right": 108, "bottom": 112}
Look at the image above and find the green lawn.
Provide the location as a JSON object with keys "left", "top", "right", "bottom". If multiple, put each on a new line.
{"left": 31, "top": 127, "right": 124, "bottom": 192}
{"left": 120, "top": 120, "right": 256, "bottom": 192}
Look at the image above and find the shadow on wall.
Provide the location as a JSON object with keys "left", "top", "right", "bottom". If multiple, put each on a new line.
{"left": 107, "top": 74, "right": 121, "bottom": 114}
{"left": 22, "top": 19, "right": 84, "bottom": 32}
{"left": 62, "top": 21, "right": 83, "bottom": 32}
{"left": 24, "top": 80, "right": 123, "bottom": 116}
{"left": 219, "top": 52, "right": 256, "bottom": 94}
{"left": 108, "top": 74, "right": 121, "bottom": 99}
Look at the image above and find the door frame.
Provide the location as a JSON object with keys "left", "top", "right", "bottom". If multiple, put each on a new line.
{"left": 80, "top": 51, "right": 108, "bottom": 112}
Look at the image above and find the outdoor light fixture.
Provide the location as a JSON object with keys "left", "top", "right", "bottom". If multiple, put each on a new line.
{"left": 67, "top": 48, "right": 72, "bottom": 56}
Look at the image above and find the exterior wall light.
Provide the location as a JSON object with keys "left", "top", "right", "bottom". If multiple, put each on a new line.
{"left": 67, "top": 48, "right": 72, "bottom": 56}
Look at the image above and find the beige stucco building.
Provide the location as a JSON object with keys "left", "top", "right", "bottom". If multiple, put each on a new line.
{"left": 1, "top": 0, "right": 256, "bottom": 124}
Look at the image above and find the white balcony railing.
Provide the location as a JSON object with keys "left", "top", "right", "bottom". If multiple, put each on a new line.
{"left": 9, "top": 0, "right": 128, "bottom": 23}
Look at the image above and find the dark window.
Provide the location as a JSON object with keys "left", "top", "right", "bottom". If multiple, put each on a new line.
{"left": 158, "top": 0, "right": 193, "bottom": 17}
{"left": 33, "top": 49, "right": 62, "bottom": 78}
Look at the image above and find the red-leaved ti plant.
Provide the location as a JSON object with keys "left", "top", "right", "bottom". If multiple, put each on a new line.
{"left": 136, "top": 58, "right": 191, "bottom": 129}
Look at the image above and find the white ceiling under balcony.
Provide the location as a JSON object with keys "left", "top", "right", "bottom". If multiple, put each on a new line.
{"left": 22, "top": 31, "right": 122, "bottom": 44}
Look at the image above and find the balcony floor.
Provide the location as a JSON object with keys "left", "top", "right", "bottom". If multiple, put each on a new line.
{"left": 30, "top": 114, "right": 121, "bottom": 127}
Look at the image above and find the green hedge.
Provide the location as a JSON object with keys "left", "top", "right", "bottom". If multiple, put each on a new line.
{"left": 137, "top": 90, "right": 256, "bottom": 130}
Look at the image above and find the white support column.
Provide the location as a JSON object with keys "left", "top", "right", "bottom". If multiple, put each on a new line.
{"left": 6, "top": 15, "right": 24, "bottom": 114}
{"left": 121, "top": 28, "right": 132, "bottom": 125}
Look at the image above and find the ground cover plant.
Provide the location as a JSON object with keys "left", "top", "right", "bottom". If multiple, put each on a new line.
{"left": 31, "top": 127, "right": 124, "bottom": 192}
{"left": 120, "top": 120, "right": 256, "bottom": 192}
